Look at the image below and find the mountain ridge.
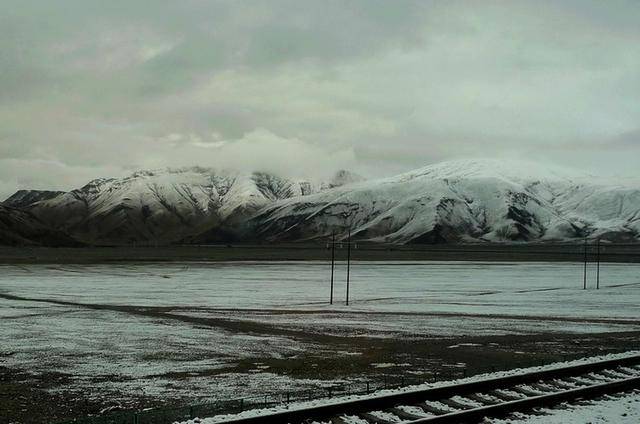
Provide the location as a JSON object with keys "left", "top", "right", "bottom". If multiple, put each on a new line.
{"left": 2, "top": 167, "right": 362, "bottom": 245}
{"left": 252, "top": 159, "right": 640, "bottom": 244}
{"left": 2, "top": 159, "right": 639, "bottom": 246}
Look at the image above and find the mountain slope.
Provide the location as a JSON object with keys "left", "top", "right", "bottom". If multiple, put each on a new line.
{"left": 3, "top": 190, "right": 66, "bottom": 208}
{"left": 0, "top": 204, "right": 80, "bottom": 246}
{"left": 251, "top": 159, "right": 640, "bottom": 243}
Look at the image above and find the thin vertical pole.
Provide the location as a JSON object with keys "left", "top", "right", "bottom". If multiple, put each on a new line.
{"left": 583, "top": 238, "right": 587, "bottom": 290}
{"left": 330, "top": 232, "right": 335, "bottom": 305}
{"left": 596, "top": 238, "right": 600, "bottom": 290}
{"left": 346, "top": 228, "right": 351, "bottom": 306}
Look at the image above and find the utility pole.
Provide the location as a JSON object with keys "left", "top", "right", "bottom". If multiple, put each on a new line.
{"left": 330, "top": 232, "right": 335, "bottom": 305}
{"left": 596, "top": 238, "right": 601, "bottom": 290}
{"left": 346, "top": 228, "right": 351, "bottom": 306}
{"left": 583, "top": 238, "right": 588, "bottom": 290}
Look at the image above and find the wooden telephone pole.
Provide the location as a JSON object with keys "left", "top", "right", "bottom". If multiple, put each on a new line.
{"left": 328, "top": 229, "right": 354, "bottom": 306}
{"left": 583, "top": 238, "right": 588, "bottom": 290}
{"left": 346, "top": 228, "right": 351, "bottom": 306}
{"left": 596, "top": 238, "right": 601, "bottom": 290}
{"left": 583, "top": 238, "right": 603, "bottom": 290}
{"left": 330, "top": 232, "right": 335, "bottom": 304}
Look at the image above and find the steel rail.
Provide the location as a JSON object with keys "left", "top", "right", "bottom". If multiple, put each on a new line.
{"left": 216, "top": 355, "right": 640, "bottom": 424}
{"left": 406, "top": 376, "right": 640, "bottom": 423}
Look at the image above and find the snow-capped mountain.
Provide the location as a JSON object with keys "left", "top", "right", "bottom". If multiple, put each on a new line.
{"left": 17, "top": 167, "right": 345, "bottom": 245}
{"left": 322, "top": 170, "right": 366, "bottom": 189}
{"left": 2, "top": 159, "right": 639, "bottom": 245}
{"left": 252, "top": 159, "right": 640, "bottom": 243}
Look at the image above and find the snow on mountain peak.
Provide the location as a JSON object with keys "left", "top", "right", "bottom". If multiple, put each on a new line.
{"left": 252, "top": 158, "right": 640, "bottom": 244}
{"left": 4, "top": 159, "right": 640, "bottom": 246}
{"left": 396, "top": 158, "right": 583, "bottom": 184}
{"left": 22, "top": 167, "right": 331, "bottom": 245}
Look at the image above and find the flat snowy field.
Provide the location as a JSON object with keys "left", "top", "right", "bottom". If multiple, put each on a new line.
{"left": 1, "top": 261, "right": 639, "bottom": 406}
{"left": 2, "top": 260, "right": 639, "bottom": 314}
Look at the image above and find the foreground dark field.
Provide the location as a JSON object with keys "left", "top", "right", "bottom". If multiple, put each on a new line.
{"left": 2, "top": 324, "right": 640, "bottom": 424}
{"left": 1, "top": 242, "right": 639, "bottom": 264}
{"left": 2, "top": 314, "right": 640, "bottom": 424}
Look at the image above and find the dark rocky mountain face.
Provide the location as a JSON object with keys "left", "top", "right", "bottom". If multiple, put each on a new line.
{"left": 0, "top": 204, "right": 81, "bottom": 247}
{"left": 3, "top": 190, "right": 66, "bottom": 208}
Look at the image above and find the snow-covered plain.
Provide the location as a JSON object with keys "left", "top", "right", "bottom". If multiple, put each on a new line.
{"left": 2, "top": 261, "right": 639, "bottom": 314}
{"left": 1, "top": 261, "right": 639, "bottom": 404}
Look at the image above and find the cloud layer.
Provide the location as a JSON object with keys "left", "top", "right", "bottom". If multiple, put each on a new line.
{"left": 1, "top": 0, "right": 640, "bottom": 199}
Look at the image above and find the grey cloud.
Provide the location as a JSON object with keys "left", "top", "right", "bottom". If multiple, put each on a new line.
{"left": 1, "top": 0, "right": 640, "bottom": 199}
{"left": 610, "top": 130, "right": 640, "bottom": 147}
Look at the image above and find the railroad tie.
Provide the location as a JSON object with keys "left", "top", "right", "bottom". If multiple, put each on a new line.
{"left": 415, "top": 402, "right": 451, "bottom": 416}
{"left": 598, "top": 370, "right": 625, "bottom": 380}
{"left": 488, "top": 390, "right": 522, "bottom": 401}
{"left": 511, "top": 386, "right": 544, "bottom": 397}
{"left": 388, "top": 406, "right": 427, "bottom": 420}
{"left": 358, "top": 411, "right": 399, "bottom": 424}
{"left": 439, "top": 398, "right": 474, "bottom": 410}
{"left": 546, "top": 379, "right": 576, "bottom": 390}
{"left": 563, "top": 376, "right": 592, "bottom": 387}
{"left": 530, "top": 382, "right": 558, "bottom": 393}
{"left": 465, "top": 393, "right": 501, "bottom": 405}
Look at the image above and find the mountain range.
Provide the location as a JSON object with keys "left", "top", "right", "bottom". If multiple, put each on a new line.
{"left": 2, "top": 159, "right": 639, "bottom": 246}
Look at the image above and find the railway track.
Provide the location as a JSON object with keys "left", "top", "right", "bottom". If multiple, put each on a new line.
{"left": 219, "top": 355, "right": 640, "bottom": 424}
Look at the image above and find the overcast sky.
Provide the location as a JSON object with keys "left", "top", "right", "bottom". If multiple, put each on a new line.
{"left": 1, "top": 0, "right": 640, "bottom": 199}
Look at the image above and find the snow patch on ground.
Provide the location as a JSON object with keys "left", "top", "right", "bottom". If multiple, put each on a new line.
{"left": 448, "top": 343, "right": 483, "bottom": 349}
{"left": 488, "top": 391, "right": 640, "bottom": 423}
{"left": 371, "top": 363, "right": 411, "bottom": 369}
